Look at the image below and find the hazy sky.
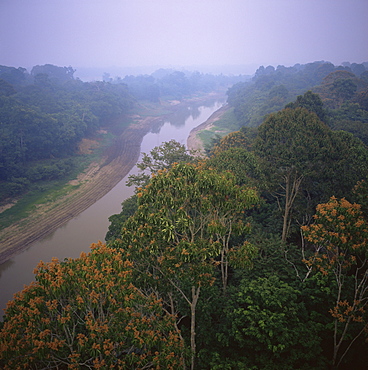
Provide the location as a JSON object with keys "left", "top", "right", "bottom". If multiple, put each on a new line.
{"left": 1, "top": 0, "right": 367, "bottom": 75}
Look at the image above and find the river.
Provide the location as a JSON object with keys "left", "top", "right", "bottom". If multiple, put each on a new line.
{"left": 0, "top": 96, "right": 225, "bottom": 319}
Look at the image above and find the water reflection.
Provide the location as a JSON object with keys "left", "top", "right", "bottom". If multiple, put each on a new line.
{"left": 0, "top": 259, "right": 14, "bottom": 278}
{"left": 153, "top": 98, "right": 219, "bottom": 131}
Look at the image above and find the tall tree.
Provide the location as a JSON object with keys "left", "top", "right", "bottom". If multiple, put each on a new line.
{"left": 115, "top": 163, "right": 259, "bottom": 369}
{"left": 254, "top": 107, "right": 333, "bottom": 241}
{"left": 206, "top": 147, "right": 265, "bottom": 188}
{"left": 285, "top": 90, "right": 328, "bottom": 122}
{"left": 126, "top": 139, "right": 195, "bottom": 188}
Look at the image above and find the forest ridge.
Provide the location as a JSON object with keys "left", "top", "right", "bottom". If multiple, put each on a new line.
{"left": 1, "top": 60, "right": 368, "bottom": 369}
{"left": 0, "top": 64, "right": 243, "bottom": 204}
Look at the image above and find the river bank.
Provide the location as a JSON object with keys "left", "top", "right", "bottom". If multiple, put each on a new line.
{"left": 0, "top": 92, "right": 226, "bottom": 264}
{"left": 187, "top": 104, "right": 230, "bottom": 154}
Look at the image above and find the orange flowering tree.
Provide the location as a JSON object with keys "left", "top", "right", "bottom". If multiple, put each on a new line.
{"left": 0, "top": 242, "right": 184, "bottom": 369}
{"left": 115, "top": 163, "right": 259, "bottom": 370}
{"left": 301, "top": 197, "right": 368, "bottom": 368}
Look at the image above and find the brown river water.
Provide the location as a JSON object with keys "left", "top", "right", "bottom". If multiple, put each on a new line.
{"left": 0, "top": 98, "right": 225, "bottom": 319}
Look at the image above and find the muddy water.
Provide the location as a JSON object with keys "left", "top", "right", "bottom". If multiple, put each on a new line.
{"left": 0, "top": 98, "right": 225, "bottom": 319}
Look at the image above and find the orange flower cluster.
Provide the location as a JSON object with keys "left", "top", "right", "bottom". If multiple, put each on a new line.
{"left": 301, "top": 196, "right": 368, "bottom": 339}
{"left": 302, "top": 197, "right": 368, "bottom": 274}
{"left": 0, "top": 242, "right": 184, "bottom": 369}
{"left": 329, "top": 300, "right": 366, "bottom": 324}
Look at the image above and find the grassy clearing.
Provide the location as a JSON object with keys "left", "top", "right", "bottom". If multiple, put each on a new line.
{"left": 0, "top": 128, "right": 118, "bottom": 230}
{"left": 0, "top": 174, "right": 82, "bottom": 230}
{"left": 197, "top": 108, "right": 239, "bottom": 149}
{"left": 211, "top": 108, "right": 240, "bottom": 132}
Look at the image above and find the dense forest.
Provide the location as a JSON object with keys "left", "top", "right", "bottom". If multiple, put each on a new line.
{"left": 227, "top": 61, "right": 368, "bottom": 129}
{"left": 0, "top": 64, "right": 244, "bottom": 202}
{"left": 1, "top": 61, "right": 368, "bottom": 369}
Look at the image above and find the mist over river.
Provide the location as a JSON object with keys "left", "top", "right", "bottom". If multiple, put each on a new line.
{"left": 0, "top": 97, "right": 225, "bottom": 319}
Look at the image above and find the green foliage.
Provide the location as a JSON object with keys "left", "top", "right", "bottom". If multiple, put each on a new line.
{"left": 0, "top": 65, "right": 29, "bottom": 86}
{"left": 253, "top": 107, "right": 331, "bottom": 239}
{"left": 206, "top": 147, "right": 264, "bottom": 188}
{"left": 224, "top": 275, "right": 324, "bottom": 369}
{"left": 285, "top": 90, "right": 328, "bottom": 122}
{"left": 352, "top": 179, "right": 368, "bottom": 218}
{"left": 227, "top": 61, "right": 344, "bottom": 128}
{"left": 329, "top": 103, "right": 368, "bottom": 145}
{"left": 126, "top": 139, "right": 194, "bottom": 188}
{"left": 253, "top": 107, "right": 368, "bottom": 240}
{"left": 122, "top": 163, "right": 259, "bottom": 288}
{"left": 31, "top": 64, "right": 76, "bottom": 83}
{"left": 3, "top": 61, "right": 368, "bottom": 369}
{"left": 114, "top": 163, "right": 259, "bottom": 368}
{"left": 211, "top": 130, "right": 252, "bottom": 154}
{"left": 106, "top": 195, "right": 138, "bottom": 242}
{"left": 107, "top": 142, "right": 195, "bottom": 244}
{"left": 122, "top": 74, "right": 160, "bottom": 102}
{"left": 254, "top": 107, "right": 331, "bottom": 173}
{"left": 333, "top": 78, "right": 357, "bottom": 101}
{"left": 0, "top": 66, "right": 135, "bottom": 201}
{"left": 314, "top": 69, "right": 366, "bottom": 110}
{"left": 0, "top": 79, "right": 16, "bottom": 96}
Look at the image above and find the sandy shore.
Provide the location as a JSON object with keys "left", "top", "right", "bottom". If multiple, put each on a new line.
{"left": 187, "top": 104, "right": 230, "bottom": 154}
{"left": 0, "top": 93, "right": 227, "bottom": 264}
{"left": 0, "top": 116, "right": 161, "bottom": 264}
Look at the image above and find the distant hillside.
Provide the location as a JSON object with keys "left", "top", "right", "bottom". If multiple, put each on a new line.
{"left": 226, "top": 60, "right": 368, "bottom": 128}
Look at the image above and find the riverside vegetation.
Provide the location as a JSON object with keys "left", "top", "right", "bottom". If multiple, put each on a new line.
{"left": 0, "top": 64, "right": 239, "bottom": 261}
{"left": 1, "top": 61, "right": 368, "bottom": 369}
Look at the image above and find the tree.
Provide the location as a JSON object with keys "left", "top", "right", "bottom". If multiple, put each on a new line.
{"left": 0, "top": 242, "right": 185, "bottom": 369}
{"left": 332, "top": 78, "right": 357, "bottom": 102}
{"left": 115, "top": 163, "right": 259, "bottom": 369}
{"left": 107, "top": 139, "right": 196, "bottom": 242}
{"left": 302, "top": 197, "right": 368, "bottom": 368}
{"left": 0, "top": 66, "right": 135, "bottom": 200}
{"left": 254, "top": 107, "right": 333, "bottom": 241}
{"left": 31, "top": 64, "right": 76, "bottom": 84}
{"left": 352, "top": 179, "right": 368, "bottom": 218}
{"left": 324, "top": 130, "right": 368, "bottom": 199}
{"left": 0, "top": 79, "right": 16, "bottom": 96}
{"left": 159, "top": 71, "right": 190, "bottom": 100}
{"left": 317, "top": 70, "right": 359, "bottom": 109}
{"left": 0, "top": 65, "right": 28, "bottom": 86}
{"left": 126, "top": 139, "right": 195, "bottom": 188}
{"left": 206, "top": 147, "right": 265, "bottom": 188}
{"left": 211, "top": 130, "right": 251, "bottom": 155}
{"left": 223, "top": 275, "right": 323, "bottom": 369}
{"left": 106, "top": 195, "right": 138, "bottom": 242}
{"left": 285, "top": 90, "right": 328, "bottom": 122}
{"left": 354, "top": 88, "right": 368, "bottom": 111}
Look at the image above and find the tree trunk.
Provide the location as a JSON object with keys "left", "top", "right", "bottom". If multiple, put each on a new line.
{"left": 190, "top": 286, "right": 200, "bottom": 370}
{"left": 281, "top": 171, "right": 303, "bottom": 242}
{"left": 220, "top": 248, "right": 228, "bottom": 294}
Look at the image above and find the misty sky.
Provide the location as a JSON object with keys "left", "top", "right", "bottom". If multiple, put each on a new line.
{"left": 1, "top": 0, "right": 367, "bottom": 76}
